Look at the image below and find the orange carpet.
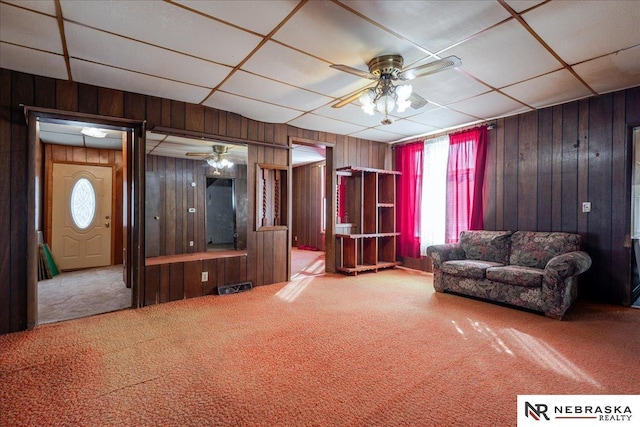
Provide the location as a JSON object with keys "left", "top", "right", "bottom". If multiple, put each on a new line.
{"left": 1, "top": 267, "right": 638, "bottom": 426}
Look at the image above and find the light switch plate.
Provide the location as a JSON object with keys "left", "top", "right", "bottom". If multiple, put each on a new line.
{"left": 582, "top": 202, "right": 591, "bottom": 213}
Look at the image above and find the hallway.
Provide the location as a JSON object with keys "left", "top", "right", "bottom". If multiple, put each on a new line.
{"left": 38, "top": 265, "right": 131, "bottom": 324}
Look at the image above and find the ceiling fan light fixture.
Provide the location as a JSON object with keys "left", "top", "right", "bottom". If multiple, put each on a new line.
{"left": 397, "top": 84, "right": 412, "bottom": 101}
{"left": 81, "top": 127, "right": 107, "bottom": 138}
{"left": 376, "top": 93, "right": 395, "bottom": 115}
{"left": 206, "top": 156, "right": 234, "bottom": 174}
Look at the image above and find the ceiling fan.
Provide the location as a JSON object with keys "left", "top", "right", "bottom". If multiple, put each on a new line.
{"left": 330, "top": 54, "right": 461, "bottom": 124}
{"left": 187, "top": 145, "right": 234, "bottom": 175}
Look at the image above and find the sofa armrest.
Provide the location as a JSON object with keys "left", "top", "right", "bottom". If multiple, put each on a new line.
{"left": 426, "top": 244, "right": 465, "bottom": 268}
{"left": 544, "top": 251, "right": 592, "bottom": 280}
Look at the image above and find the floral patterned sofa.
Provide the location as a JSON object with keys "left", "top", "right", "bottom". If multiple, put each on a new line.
{"left": 426, "top": 231, "right": 592, "bottom": 319}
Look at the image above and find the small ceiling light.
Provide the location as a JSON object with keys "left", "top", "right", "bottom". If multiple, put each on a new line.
{"left": 358, "top": 78, "right": 413, "bottom": 125}
{"left": 206, "top": 147, "right": 234, "bottom": 175}
{"left": 81, "top": 127, "right": 108, "bottom": 138}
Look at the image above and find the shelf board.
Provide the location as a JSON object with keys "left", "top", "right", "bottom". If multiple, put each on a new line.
{"left": 336, "top": 261, "right": 401, "bottom": 275}
{"left": 336, "top": 166, "right": 401, "bottom": 175}
{"left": 336, "top": 233, "right": 400, "bottom": 239}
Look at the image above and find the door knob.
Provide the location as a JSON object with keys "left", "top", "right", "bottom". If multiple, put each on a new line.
{"left": 105, "top": 223, "right": 110, "bottom": 228}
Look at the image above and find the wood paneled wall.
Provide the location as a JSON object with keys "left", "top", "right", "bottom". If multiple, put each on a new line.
{"left": 0, "top": 68, "right": 391, "bottom": 334}
{"left": 483, "top": 89, "right": 640, "bottom": 305}
{"left": 292, "top": 161, "right": 325, "bottom": 251}
{"left": 400, "top": 88, "right": 640, "bottom": 305}
{"left": 44, "top": 144, "right": 124, "bottom": 264}
{"left": 145, "top": 254, "right": 247, "bottom": 306}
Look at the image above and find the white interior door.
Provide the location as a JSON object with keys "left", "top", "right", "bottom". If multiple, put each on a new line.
{"left": 51, "top": 163, "right": 113, "bottom": 270}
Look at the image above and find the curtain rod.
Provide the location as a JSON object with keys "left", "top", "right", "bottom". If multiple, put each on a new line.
{"left": 392, "top": 122, "right": 495, "bottom": 148}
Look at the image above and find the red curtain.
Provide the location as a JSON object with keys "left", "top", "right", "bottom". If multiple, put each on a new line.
{"left": 395, "top": 141, "right": 424, "bottom": 258}
{"left": 445, "top": 126, "right": 488, "bottom": 243}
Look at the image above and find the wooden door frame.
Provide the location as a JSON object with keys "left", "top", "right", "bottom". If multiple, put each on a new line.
{"left": 288, "top": 137, "right": 336, "bottom": 273}
{"left": 627, "top": 123, "right": 640, "bottom": 305}
{"left": 25, "top": 107, "right": 146, "bottom": 328}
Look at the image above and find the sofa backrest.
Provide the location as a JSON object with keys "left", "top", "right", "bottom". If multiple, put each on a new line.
{"left": 459, "top": 230, "right": 513, "bottom": 264}
{"left": 509, "top": 231, "right": 582, "bottom": 269}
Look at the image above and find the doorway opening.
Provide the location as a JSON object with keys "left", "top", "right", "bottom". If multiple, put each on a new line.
{"left": 291, "top": 142, "right": 330, "bottom": 276}
{"left": 206, "top": 177, "right": 237, "bottom": 251}
{"left": 26, "top": 108, "right": 145, "bottom": 328}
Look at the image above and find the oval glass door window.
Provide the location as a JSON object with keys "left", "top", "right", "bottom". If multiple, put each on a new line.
{"left": 70, "top": 177, "right": 96, "bottom": 229}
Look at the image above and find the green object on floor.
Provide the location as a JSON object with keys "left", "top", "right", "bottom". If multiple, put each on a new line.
{"left": 42, "top": 243, "right": 60, "bottom": 278}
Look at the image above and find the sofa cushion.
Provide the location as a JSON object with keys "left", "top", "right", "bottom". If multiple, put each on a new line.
{"left": 459, "top": 230, "right": 513, "bottom": 264}
{"left": 509, "top": 231, "right": 581, "bottom": 269}
{"left": 441, "top": 260, "right": 504, "bottom": 279}
{"left": 486, "top": 265, "right": 545, "bottom": 288}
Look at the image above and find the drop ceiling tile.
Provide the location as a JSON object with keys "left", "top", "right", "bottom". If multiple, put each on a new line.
{"left": 85, "top": 138, "right": 122, "bottom": 150}
{"left": 349, "top": 128, "right": 406, "bottom": 144}
{"left": 502, "top": 69, "right": 593, "bottom": 108}
{"left": 203, "top": 91, "right": 302, "bottom": 124}
{"left": 410, "top": 68, "right": 491, "bottom": 106}
{"left": 291, "top": 145, "right": 326, "bottom": 166}
{"left": 273, "top": 0, "right": 427, "bottom": 67}
{"left": 70, "top": 59, "right": 211, "bottom": 104}
{"left": 39, "top": 131, "right": 84, "bottom": 146}
{"left": 448, "top": 91, "right": 531, "bottom": 120}
{"left": 60, "top": 0, "right": 262, "bottom": 66}
{"left": 241, "top": 41, "right": 369, "bottom": 98}
{"left": 163, "top": 135, "right": 216, "bottom": 147}
{"left": 175, "top": 0, "right": 299, "bottom": 36}
{"left": 408, "top": 107, "right": 481, "bottom": 130}
{"left": 574, "top": 45, "right": 640, "bottom": 94}
{"left": 343, "top": 0, "right": 510, "bottom": 54}
{"left": 371, "top": 118, "right": 440, "bottom": 139}
{"left": 0, "top": 3, "right": 62, "bottom": 54}
{"left": 65, "top": 23, "right": 231, "bottom": 88}
{"left": 219, "top": 71, "right": 333, "bottom": 111}
{"left": 523, "top": 0, "right": 640, "bottom": 65}
{"left": 0, "top": 43, "right": 68, "bottom": 80}
{"left": 504, "top": 1, "right": 546, "bottom": 13}
{"left": 288, "top": 113, "right": 365, "bottom": 136}
{"left": 3, "top": 0, "right": 56, "bottom": 15}
{"left": 311, "top": 103, "right": 391, "bottom": 128}
{"left": 445, "top": 19, "right": 562, "bottom": 88}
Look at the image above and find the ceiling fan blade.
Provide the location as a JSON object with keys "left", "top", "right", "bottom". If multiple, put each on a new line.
{"left": 186, "top": 152, "right": 210, "bottom": 157}
{"left": 398, "top": 55, "right": 462, "bottom": 81}
{"left": 333, "top": 85, "right": 377, "bottom": 109}
{"left": 409, "top": 92, "right": 428, "bottom": 109}
{"left": 330, "top": 64, "right": 378, "bottom": 80}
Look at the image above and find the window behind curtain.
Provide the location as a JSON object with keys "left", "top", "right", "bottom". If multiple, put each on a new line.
{"left": 445, "top": 126, "right": 488, "bottom": 243}
{"left": 420, "top": 135, "right": 449, "bottom": 255}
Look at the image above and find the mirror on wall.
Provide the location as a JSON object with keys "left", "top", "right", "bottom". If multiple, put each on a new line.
{"left": 145, "top": 132, "right": 248, "bottom": 257}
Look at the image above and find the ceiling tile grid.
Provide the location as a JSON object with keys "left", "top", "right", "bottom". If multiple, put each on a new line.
{"left": 1, "top": 0, "right": 639, "bottom": 145}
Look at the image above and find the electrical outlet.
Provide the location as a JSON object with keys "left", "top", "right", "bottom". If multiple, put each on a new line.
{"left": 582, "top": 202, "right": 591, "bottom": 213}
{"left": 189, "top": 240, "right": 194, "bottom": 247}
{"left": 201, "top": 271, "right": 208, "bottom": 282}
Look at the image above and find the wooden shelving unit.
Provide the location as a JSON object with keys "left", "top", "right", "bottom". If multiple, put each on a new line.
{"left": 335, "top": 166, "right": 401, "bottom": 275}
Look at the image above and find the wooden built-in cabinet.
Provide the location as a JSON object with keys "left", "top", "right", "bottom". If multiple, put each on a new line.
{"left": 335, "top": 166, "right": 401, "bottom": 275}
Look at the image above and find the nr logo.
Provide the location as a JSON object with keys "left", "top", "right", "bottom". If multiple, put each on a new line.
{"left": 525, "top": 402, "right": 550, "bottom": 421}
